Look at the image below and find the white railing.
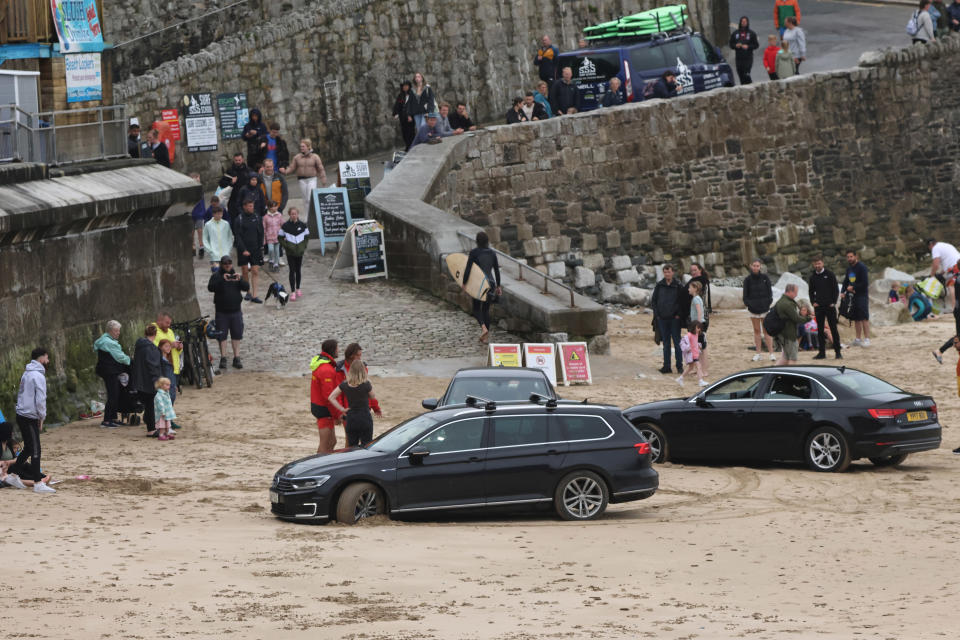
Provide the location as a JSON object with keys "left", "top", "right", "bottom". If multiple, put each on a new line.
{"left": 0, "top": 104, "right": 127, "bottom": 165}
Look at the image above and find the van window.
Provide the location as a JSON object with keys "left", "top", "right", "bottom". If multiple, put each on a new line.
{"left": 691, "top": 35, "right": 724, "bottom": 64}
{"left": 658, "top": 40, "right": 697, "bottom": 67}
{"left": 558, "top": 52, "right": 621, "bottom": 82}
{"left": 629, "top": 40, "right": 696, "bottom": 73}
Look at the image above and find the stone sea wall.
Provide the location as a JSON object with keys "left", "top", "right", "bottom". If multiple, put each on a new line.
{"left": 429, "top": 38, "right": 960, "bottom": 292}
{"left": 113, "top": 0, "right": 728, "bottom": 185}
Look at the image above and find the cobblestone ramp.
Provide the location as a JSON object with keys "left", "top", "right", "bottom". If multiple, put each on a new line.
{"left": 193, "top": 249, "right": 517, "bottom": 376}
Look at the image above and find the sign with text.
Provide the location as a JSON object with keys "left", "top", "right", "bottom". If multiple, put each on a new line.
{"left": 51, "top": 0, "right": 103, "bottom": 52}
{"left": 523, "top": 343, "right": 558, "bottom": 386}
{"left": 216, "top": 92, "right": 249, "bottom": 140}
{"left": 339, "top": 160, "right": 369, "bottom": 179}
{"left": 309, "top": 187, "right": 352, "bottom": 254}
{"left": 351, "top": 219, "right": 387, "bottom": 282}
{"left": 161, "top": 108, "right": 181, "bottom": 141}
{"left": 488, "top": 344, "right": 522, "bottom": 368}
{"left": 64, "top": 53, "right": 101, "bottom": 102}
{"left": 182, "top": 93, "right": 217, "bottom": 152}
{"left": 558, "top": 342, "right": 592, "bottom": 386}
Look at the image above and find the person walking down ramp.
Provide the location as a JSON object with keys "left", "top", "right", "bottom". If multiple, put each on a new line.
{"left": 463, "top": 231, "right": 502, "bottom": 344}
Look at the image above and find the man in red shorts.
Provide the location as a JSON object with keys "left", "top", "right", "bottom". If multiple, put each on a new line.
{"left": 310, "top": 339, "right": 342, "bottom": 453}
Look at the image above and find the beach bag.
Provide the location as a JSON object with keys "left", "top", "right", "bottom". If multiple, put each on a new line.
{"left": 838, "top": 292, "right": 854, "bottom": 320}
{"left": 763, "top": 307, "right": 784, "bottom": 337}
{"left": 906, "top": 11, "right": 920, "bottom": 36}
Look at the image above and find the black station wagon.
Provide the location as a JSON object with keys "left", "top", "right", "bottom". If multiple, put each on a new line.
{"left": 271, "top": 398, "right": 658, "bottom": 523}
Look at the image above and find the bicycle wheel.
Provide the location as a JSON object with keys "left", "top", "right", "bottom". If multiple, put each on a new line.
{"left": 191, "top": 339, "right": 204, "bottom": 389}
{"left": 200, "top": 338, "right": 214, "bottom": 388}
{"left": 180, "top": 342, "right": 196, "bottom": 388}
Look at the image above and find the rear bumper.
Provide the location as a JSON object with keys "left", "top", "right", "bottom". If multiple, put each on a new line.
{"left": 853, "top": 435, "right": 942, "bottom": 459}
{"left": 610, "top": 466, "right": 659, "bottom": 503}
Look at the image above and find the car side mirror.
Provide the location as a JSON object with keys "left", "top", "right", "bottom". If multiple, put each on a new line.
{"left": 409, "top": 447, "right": 430, "bottom": 464}
{"left": 695, "top": 395, "right": 711, "bottom": 408}
{"left": 421, "top": 398, "right": 438, "bottom": 410}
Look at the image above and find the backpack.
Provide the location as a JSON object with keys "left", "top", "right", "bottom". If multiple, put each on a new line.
{"left": 763, "top": 306, "right": 785, "bottom": 337}
{"left": 906, "top": 11, "right": 920, "bottom": 36}
{"left": 838, "top": 291, "right": 855, "bottom": 320}
{"left": 642, "top": 80, "right": 658, "bottom": 99}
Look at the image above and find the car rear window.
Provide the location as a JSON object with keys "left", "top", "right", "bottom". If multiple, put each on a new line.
{"left": 445, "top": 376, "right": 552, "bottom": 405}
{"left": 828, "top": 371, "right": 903, "bottom": 395}
{"left": 557, "top": 52, "right": 621, "bottom": 81}
{"left": 556, "top": 415, "right": 612, "bottom": 441}
{"left": 491, "top": 415, "right": 549, "bottom": 447}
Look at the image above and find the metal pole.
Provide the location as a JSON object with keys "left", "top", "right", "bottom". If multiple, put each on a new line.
{"left": 98, "top": 107, "right": 106, "bottom": 160}
{"left": 518, "top": 262, "right": 523, "bottom": 281}
{"left": 543, "top": 272, "right": 549, "bottom": 294}
{"left": 51, "top": 111, "right": 58, "bottom": 164}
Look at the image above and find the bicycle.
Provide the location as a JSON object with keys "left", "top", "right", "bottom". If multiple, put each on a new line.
{"left": 171, "top": 316, "right": 214, "bottom": 390}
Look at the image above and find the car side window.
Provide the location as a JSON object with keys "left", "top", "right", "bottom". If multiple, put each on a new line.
{"left": 491, "top": 416, "right": 549, "bottom": 447}
{"left": 416, "top": 418, "right": 484, "bottom": 454}
{"left": 556, "top": 415, "right": 612, "bottom": 441}
{"left": 704, "top": 374, "right": 765, "bottom": 401}
{"left": 764, "top": 375, "right": 816, "bottom": 400}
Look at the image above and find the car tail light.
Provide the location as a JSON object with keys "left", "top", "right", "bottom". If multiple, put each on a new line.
{"left": 868, "top": 408, "right": 907, "bottom": 419}
{"left": 634, "top": 442, "right": 650, "bottom": 455}
{"left": 931, "top": 403, "right": 938, "bottom": 416}
{"left": 624, "top": 61, "right": 633, "bottom": 101}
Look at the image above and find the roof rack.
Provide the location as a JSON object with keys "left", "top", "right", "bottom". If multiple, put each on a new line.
{"left": 529, "top": 393, "right": 558, "bottom": 409}
{"left": 465, "top": 395, "right": 497, "bottom": 412}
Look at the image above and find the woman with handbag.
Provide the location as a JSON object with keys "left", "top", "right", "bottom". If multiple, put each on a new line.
{"left": 463, "top": 231, "right": 502, "bottom": 343}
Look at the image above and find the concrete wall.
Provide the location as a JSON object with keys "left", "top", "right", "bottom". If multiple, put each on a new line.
{"left": 0, "top": 161, "right": 201, "bottom": 424}
{"left": 433, "top": 38, "right": 960, "bottom": 286}
{"left": 113, "top": 0, "right": 728, "bottom": 185}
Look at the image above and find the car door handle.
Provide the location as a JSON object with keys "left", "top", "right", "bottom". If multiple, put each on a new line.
{"left": 547, "top": 449, "right": 560, "bottom": 455}
{"left": 469, "top": 456, "right": 482, "bottom": 463}
{"left": 796, "top": 409, "right": 811, "bottom": 415}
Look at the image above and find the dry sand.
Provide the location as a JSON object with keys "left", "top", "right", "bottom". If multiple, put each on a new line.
{"left": 5, "top": 309, "right": 960, "bottom": 639}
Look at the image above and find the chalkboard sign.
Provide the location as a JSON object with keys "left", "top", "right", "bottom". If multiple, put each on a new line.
{"left": 309, "top": 187, "right": 353, "bottom": 255}
{"left": 351, "top": 220, "right": 388, "bottom": 282}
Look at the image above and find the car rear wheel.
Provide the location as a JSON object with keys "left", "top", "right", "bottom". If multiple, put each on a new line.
{"left": 869, "top": 453, "right": 909, "bottom": 467}
{"left": 335, "top": 482, "right": 385, "bottom": 523}
{"left": 804, "top": 426, "right": 851, "bottom": 472}
{"left": 554, "top": 471, "right": 609, "bottom": 521}
{"left": 635, "top": 422, "right": 668, "bottom": 463}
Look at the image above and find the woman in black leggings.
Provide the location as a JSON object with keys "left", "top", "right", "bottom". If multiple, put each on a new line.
{"left": 279, "top": 207, "right": 309, "bottom": 301}
{"left": 463, "top": 231, "right": 502, "bottom": 343}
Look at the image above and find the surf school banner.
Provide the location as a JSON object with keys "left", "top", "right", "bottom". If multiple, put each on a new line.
{"left": 51, "top": 0, "right": 104, "bottom": 52}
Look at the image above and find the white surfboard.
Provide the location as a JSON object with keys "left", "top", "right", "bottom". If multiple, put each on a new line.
{"left": 446, "top": 252, "right": 491, "bottom": 301}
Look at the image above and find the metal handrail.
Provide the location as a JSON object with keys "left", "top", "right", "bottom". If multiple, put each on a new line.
{"left": 457, "top": 230, "right": 577, "bottom": 308}
{"left": 0, "top": 103, "right": 127, "bottom": 165}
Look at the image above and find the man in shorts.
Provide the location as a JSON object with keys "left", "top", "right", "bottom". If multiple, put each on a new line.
{"left": 927, "top": 238, "right": 960, "bottom": 311}
{"left": 233, "top": 198, "right": 264, "bottom": 303}
{"left": 842, "top": 249, "right": 870, "bottom": 346}
{"left": 310, "top": 340, "right": 343, "bottom": 454}
{"left": 207, "top": 256, "right": 249, "bottom": 369}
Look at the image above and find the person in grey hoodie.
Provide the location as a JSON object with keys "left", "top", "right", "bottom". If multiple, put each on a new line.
{"left": 10, "top": 348, "right": 55, "bottom": 493}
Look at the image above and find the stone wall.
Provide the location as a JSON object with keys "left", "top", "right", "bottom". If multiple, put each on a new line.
{"left": 431, "top": 38, "right": 960, "bottom": 288}
{"left": 113, "top": 0, "right": 728, "bottom": 186}
{"left": 0, "top": 161, "right": 201, "bottom": 425}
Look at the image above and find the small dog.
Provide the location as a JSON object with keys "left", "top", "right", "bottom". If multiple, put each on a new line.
{"left": 264, "top": 281, "right": 289, "bottom": 308}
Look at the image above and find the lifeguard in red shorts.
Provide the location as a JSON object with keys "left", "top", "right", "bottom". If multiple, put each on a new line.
{"left": 310, "top": 339, "right": 343, "bottom": 454}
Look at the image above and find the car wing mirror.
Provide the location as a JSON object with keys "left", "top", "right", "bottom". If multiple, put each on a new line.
{"left": 409, "top": 447, "right": 430, "bottom": 464}
{"left": 421, "top": 398, "right": 438, "bottom": 410}
{"left": 695, "top": 395, "right": 711, "bottom": 408}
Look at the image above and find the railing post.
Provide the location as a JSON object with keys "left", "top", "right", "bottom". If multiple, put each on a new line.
{"left": 543, "top": 272, "right": 549, "bottom": 294}
{"left": 51, "top": 110, "right": 58, "bottom": 164}
{"left": 98, "top": 107, "right": 106, "bottom": 160}
{"left": 518, "top": 263, "right": 523, "bottom": 281}
{"left": 570, "top": 290, "right": 575, "bottom": 308}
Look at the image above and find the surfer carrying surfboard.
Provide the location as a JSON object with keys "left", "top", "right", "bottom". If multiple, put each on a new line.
{"left": 463, "top": 232, "right": 502, "bottom": 343}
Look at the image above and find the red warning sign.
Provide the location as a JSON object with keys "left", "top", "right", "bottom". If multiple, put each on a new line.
{"left": 559, "top": 342, "right": 591, "bottom": 385}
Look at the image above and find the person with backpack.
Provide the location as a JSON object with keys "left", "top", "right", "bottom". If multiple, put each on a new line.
{"left": 808, "top": 255, "right": 843, "bottom": 360}
{"left": 909, "top": 0, "right": 937, "bottom": 43}
{"left": 743, "top": 259, "right": 776, "bottom": 362}
{"left": 773, "top": 284, "right": 808, "bottom": 365}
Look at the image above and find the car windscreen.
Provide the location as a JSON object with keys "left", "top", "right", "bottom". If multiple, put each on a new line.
{"left": 445, "top": 376, "right": 553, "bottom": 405}
{"left": 557, "top": 52, "right": 621, "bottom": 82}
{"left": 690, "top": 35, "right": 724, "bottom": 64}
{"left": 629, "top": 39, "right": 696, "bottom": 72}
{"left": 367, "top": 413, "right": 440, "bottom": 453}
{"left": 827, "top": 370, "right": 904, "bottom": 396}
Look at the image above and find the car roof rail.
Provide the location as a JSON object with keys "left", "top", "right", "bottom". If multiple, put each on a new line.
{"left": 465, "top": 395, "right": 496, "bottom": 412}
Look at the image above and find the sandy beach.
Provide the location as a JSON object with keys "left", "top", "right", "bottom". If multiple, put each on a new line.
{"left": 5, "top": 307, "right": 960, "bottom": 639}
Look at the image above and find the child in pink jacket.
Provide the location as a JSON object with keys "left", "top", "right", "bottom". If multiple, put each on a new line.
{"left": 677, "top": 321, "right": 708, "bottom": 388}
{"left": 262, "top": 200, "right": 284, "bottom": 271}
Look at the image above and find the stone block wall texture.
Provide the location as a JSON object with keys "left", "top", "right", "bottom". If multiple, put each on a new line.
{"left": 431, "top": 39, "right": 960, "bottom": 279}
{"left": 112, "top": 0, "right": 728, "bottom": 185}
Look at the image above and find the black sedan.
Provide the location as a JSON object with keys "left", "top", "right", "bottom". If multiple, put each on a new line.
{"left": 624, "top": 366, "right": 941, "bottom": 472}
{"left": 271, "top": 399, "right": 658, "bottom": 523}
{"left": 422, "top": 367, "right": 558, "bottom": 410}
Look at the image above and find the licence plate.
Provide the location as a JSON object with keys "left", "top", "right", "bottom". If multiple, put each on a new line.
{"left": 270, "top": 490, "right": 279, "bottom": 504}
{"left": 907, "top": 411, "right": 927, "bottom": 422}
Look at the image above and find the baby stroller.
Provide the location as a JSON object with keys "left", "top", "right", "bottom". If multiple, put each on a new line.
{"left": 117, "top": 373, "right": 143, "bottom": 426}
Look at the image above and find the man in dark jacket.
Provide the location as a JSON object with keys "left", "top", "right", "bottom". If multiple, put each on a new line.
{"left": 131, "top": 325, "right": 162, "bottom": 434}
{"left": 533, "top": 35, "right": 559, "bottom": 87}
{"left": 549, "top": 67, "right": 581, "bottom": 115}
{"left": 808, "top": 255, "right": 842, "bottom": 359}
{"left": 743, "top": 258, "right": 775, "bottom": 360}
{"left": 653, "top": 70, "right": 680, "bottom": 99}
{"left": 842, "top": 249, "right": 870, "bottom": 346}
{"left": 234, "top": 199, "right": 264, "bottom": 304}
{"left": 650, "top": 264, "right": 684, "bottom": 374}
{"left": 729, "top": 16, "right": 760, "bottom": 84}
{"left": 147, "top": 128, "right": 170, "bottom": 168}
{"left": 242, "top": 108, "right": 268, "bottom": 170}
{"left": 600, "top": 77, "right": 626, "bottom": 107}
{"left": 208, "top": 256, "right": 250, "bottom": 369}
{"left": 127, "top": 124, "right": 141, "bottom": 158}
{"left": 219, "top": 153, "right": 250, "bottom": 221}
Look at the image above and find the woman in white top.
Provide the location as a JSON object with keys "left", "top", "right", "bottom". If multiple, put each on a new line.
{"left": 782, "top": 17, "right": 807, "bottom": 72}
{"left": 913, "top": 0, "right": 937, "bottom": 43}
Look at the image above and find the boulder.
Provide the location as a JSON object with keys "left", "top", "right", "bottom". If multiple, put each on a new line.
{"left": 610, "top": 255, "right": 632, "bottom": 270}
{"left": 869, "top": 301, "right": 913, "bottom": 327}
{"left": 616, "top": 268, "right": 640, "bottom": 284}
{"left": 617, "top": 285, "right": 650, "bottom": 306}
{"left": 709, "top": 284, "right": 744, "bottom": 310}
{"left": 600, "top": 280, "right": 618, "bottom": 302}
{"left": 574, "top": 266, "right": 595, "bottom": 289}
{"left": 547, "top": 261, "right": 566, "bottom": 278}
{"left": 774, "top": 272, "right": 809, "bottom": 301}
{"left": 872, "top": 267, "right": 918, "bottom": 296}
{"left": 582, "top": 253, "right": 605, "bottom": 270}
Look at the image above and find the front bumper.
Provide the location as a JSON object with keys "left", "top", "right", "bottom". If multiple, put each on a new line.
{"left": 270, "top": 488, "right": 331, "bottom": 520}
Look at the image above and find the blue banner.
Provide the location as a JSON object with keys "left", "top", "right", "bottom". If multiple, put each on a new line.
{"left": 51, "top": 0, "right": 104, "bottom": 52}
{"left": 65, "top": 53, "right": 102, "bottom": 103}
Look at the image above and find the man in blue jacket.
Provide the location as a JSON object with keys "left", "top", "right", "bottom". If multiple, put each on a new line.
{"left": 10, "top": 348, "right": 55, "bottom": 493}
{"left": 842, "top": 249, "right": 870, "bottom": 347}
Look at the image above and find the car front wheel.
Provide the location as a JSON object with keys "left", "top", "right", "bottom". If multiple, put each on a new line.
{"left": 335, "top": 482, "right": 385, "bottom": 523}
{"left": 869, "top": 453, "right": 909, "bottom": 467}
{"left": 804, "top": 426, "right": 851, "bottom": 472}
{"left": 635, "top": 422, "right": 668, "bottom": 463}
{"left": 554, "top": 470, "right": 609, "bottom": 521}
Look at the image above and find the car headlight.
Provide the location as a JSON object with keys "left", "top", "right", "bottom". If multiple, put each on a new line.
{"left": 290, "top": 475, "right": 330, "bottom": 490}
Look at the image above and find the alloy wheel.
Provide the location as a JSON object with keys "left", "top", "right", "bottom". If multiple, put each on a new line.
{"left": 562, "top": 477, "right": 604, "bottom": 519}
{"left": 809, "top": 432, "right": 842, "bottom": 469}
{"left": 354, "top": 489, "right": 380, "bottom": 521}
{"left": 638, "top": 429, "right": 661, "bottom": 460}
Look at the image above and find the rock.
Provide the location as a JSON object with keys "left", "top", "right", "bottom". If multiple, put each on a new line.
{"left": 883, "top": 267, "right": 916, "bottom": 283}
{"left": 587, "top": 333, "right": 610, "bottom": 355}
{"left": 539, "top": 332, "right": 569, "bottom": 343}
{"left": 774, "top": 272, "right": 809, "bottom": 300}
{"left": 869, "top": 301, "right": 912, "bottom": 327}
{"left": 582, "top": 253, "right": 605, "bottom": 270}
{"left": 709, "top": 284, "right": 744, "bottom": 310}
{"left": 610, "top": 255, "right": 632, "bottom": 270}
{"left": 574, "top": 266, "right": 595, "bottom": 289}
{"left": 616, "top": 268, "right": 640, "bottom": 284}
{"left": 600, "top": 280, "right": 618, "bottom": 302}
{"left": 617, "top": 285, "right": 650, "bottom": 306}
{"left": 872, "top": 267, "right": 918, "bottom": 295}
{"left": 547, "top": 261, "right": 566, "bottom": 278}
